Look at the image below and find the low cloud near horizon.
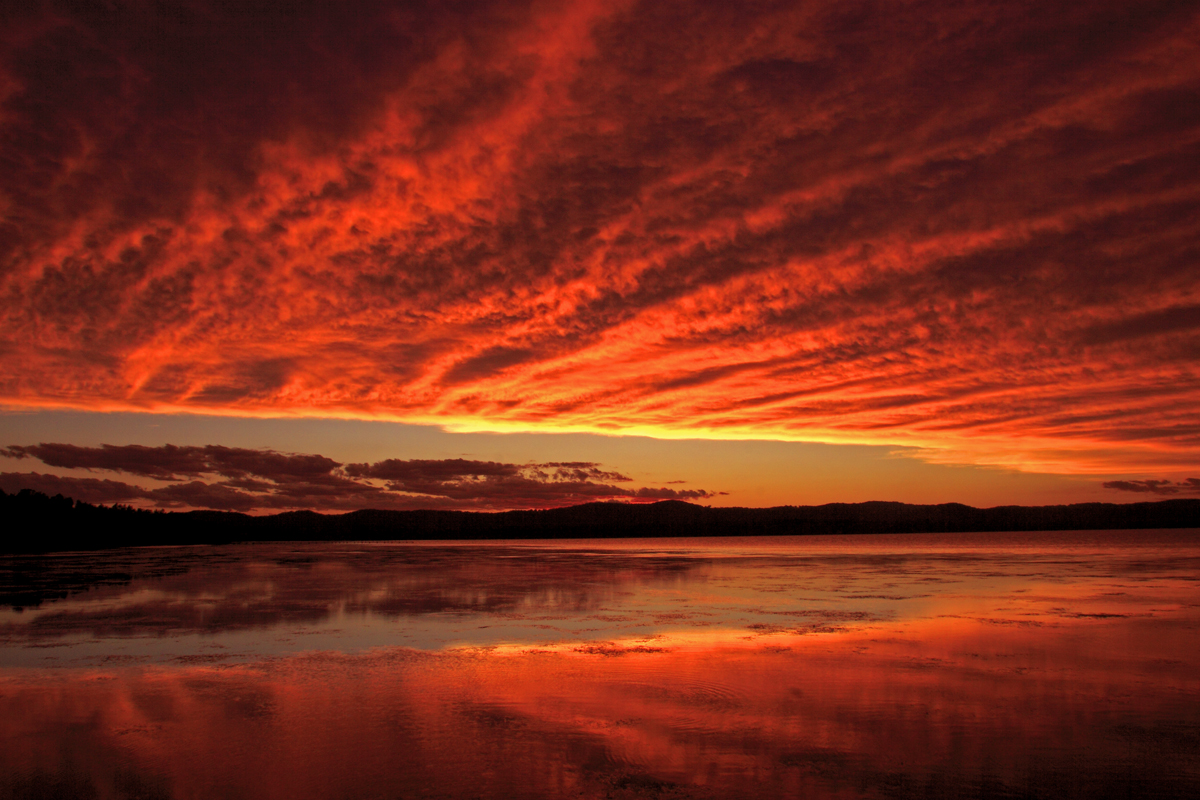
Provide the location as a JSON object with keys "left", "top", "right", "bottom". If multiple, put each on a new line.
{"left": 0, "top": 443, "right": 719, "bottom": 513}
{"left": 1102, "top": 478, "right": 1200, "bottom": 496}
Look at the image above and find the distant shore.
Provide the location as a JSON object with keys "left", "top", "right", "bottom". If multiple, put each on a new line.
{"left": 4, "top": 487, "right": 1199, "bottom": 553}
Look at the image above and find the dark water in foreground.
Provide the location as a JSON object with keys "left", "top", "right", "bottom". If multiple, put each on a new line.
{"left": 1, "top": 531, "right": 1198, "bottom": 799}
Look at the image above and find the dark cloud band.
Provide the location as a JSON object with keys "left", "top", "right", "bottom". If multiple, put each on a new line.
{"left": 1103, "top": 478, "right": 1200, "bottom": 495}
{"left": 0, "top": 443, "right": 718, "bottom": 512}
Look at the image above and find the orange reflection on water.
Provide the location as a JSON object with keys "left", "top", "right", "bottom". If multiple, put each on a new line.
{"left": 2, "top": 613, "right": 1197, "bottom": 800}
{"left": 2, "top": 533, "right": 1199, "bottom": 798}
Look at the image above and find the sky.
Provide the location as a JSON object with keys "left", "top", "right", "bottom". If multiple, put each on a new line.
{"left": 1, "top": 0, "right": 1197, "bottom": 512}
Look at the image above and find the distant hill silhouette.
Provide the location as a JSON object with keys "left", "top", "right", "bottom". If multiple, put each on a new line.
{"left": 3, "top": 487, "right": 1198, "bottom": 552}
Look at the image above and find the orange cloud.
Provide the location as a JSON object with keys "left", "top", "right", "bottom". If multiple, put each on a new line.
{"left": 1, "top": 1, "right": 1198, "bottom": 475}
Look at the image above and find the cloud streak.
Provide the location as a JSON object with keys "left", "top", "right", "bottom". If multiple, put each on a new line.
{"left": 1103, "top": 478, "right": 1200, "bottom": 495}
{"left": 1, "top": 1, "right": 1198, "bottom": 474}
{"left": 0, "top": 443, "right": 717, "bottom": 512}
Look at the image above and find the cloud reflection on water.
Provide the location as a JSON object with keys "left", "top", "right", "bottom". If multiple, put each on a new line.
{"left": 0, "top": 533, "right": 1198, "bottom": 798}
{"left": 2, "top": 618, "right": 1197, "bottom": 799}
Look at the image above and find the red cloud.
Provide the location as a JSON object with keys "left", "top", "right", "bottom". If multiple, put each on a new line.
{"left": 1, "top": 2, "right": 1198, "bottom": 475}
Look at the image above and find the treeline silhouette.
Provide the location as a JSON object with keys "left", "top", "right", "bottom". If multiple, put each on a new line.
{"left": 3, "top": 487, "right": 1199, "bottom": 553}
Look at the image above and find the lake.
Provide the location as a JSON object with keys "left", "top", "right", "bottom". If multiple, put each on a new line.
{"left": 2, "top": 530, "right": 1198, "bottom": 799}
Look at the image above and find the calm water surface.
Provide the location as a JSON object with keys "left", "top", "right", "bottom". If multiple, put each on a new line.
{"left": 1, "top": 531, "right": 1198, "bottom": 799}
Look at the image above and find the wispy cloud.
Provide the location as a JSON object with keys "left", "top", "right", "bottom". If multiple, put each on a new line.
{"left": 1, "top": 1, "right": 1197, "bottom": 474}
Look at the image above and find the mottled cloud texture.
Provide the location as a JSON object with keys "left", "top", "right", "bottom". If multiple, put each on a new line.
{"left": 0, "top": 444, "right": 715, "bottom": 511}
{"left": 2, "top": 1, "right": 1198, "bottom": 474}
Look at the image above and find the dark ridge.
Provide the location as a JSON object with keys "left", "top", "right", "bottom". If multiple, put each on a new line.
{"left": 3, "top": 488, "right": 1199, "bottom": 553}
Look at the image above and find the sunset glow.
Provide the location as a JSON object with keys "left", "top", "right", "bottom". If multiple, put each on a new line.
{"left": 2, "top": 0, "right": 1199, "bottom": 509}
